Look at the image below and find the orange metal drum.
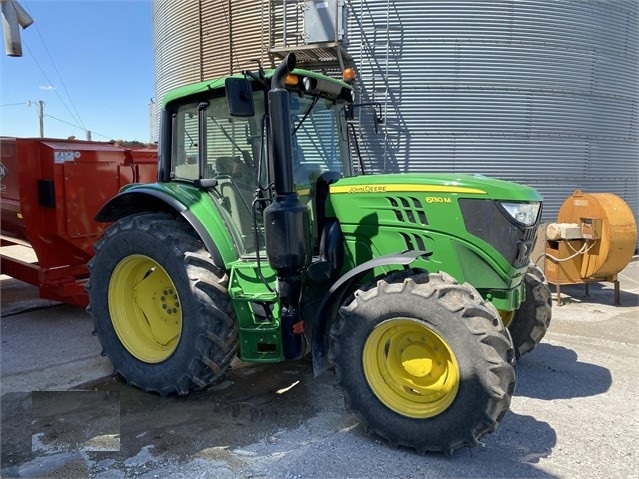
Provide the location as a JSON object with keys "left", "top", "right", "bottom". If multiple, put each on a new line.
{"left": 555, "top": 190, "right": 637, "bottom": 280}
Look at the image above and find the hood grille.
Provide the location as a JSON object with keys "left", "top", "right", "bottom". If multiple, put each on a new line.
{"left": 387, "top": 196, "right": 428, "bottom": 226}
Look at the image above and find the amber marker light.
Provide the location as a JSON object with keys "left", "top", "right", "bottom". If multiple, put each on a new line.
{"left": 342, "top": 68, "right": 356, "bottom": 82}
{"left": 285, "top": 74, "right": 299, "bottom": 86}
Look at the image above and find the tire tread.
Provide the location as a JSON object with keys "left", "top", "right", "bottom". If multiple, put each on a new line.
{"left": 87, "top": 212, "right": 238, "bottom": 396}
{"left": 329, "top": 270, "right": 515, "bottom": 455}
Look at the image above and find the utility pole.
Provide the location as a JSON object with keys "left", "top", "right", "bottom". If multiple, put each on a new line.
{"left": 37, "top": 100, "right": 43, "bottom": 137}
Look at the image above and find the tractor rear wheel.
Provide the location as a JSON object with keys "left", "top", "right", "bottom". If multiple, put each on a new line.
{"left": 329, "top": 271, "right": 515, "bottom": 455}
{"left": 508, "top": 264, "right": 552, "bottom": 358}
{"left": 87, "top": 213, "right": 238, "bottom": 395}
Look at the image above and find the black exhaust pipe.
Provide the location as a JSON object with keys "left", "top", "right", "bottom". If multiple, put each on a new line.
{"left": 269, "top": 53, "right": 297, "bottom": 195}
{"left": 264, "top": 53, "right": 311, "bottom": 360}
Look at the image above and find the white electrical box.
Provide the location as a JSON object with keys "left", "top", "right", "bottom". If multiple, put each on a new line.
{"left": 303, "top": 0, "right": 345, "bottom": 44}
{"left": 546, "top": 223, "right": 583, "bottom": 241}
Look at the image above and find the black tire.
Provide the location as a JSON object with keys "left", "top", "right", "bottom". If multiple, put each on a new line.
{"left": 329, "top": 271, "right": 515, "bottom": 455}
{"left": 86, "top": 212, "right": 238, "bottom": 395}
{"left": 508, "top": 264, "right": 552, "bottom": 359}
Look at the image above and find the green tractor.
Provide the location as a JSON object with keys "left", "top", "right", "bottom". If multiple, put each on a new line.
{"left": 88, "top": 54, "right": 551, "bottom": 454}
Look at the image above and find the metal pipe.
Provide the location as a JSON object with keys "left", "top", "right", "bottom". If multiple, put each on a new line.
{"left": 1, "top": 0, "right": 34, "bottom": 57}
{"left": 272, "top": 52, "right": 295, "bottom": 90}
{"left": 268, "top": 52, "right": 296, "bottom": 194}
{"left": 197, "top": 101, "right": 209, "bottom": 179}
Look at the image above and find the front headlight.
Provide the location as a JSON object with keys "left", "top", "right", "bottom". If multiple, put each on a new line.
{"left": 499, "top": 201, "right": 541, "bottom": 226}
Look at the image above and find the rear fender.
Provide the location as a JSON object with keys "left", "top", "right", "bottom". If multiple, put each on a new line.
{"left": 311, "top": 250, "right": 431, "bottom": 377}
{"left": 95, "top": 189, "right": 225, "bottom": 268}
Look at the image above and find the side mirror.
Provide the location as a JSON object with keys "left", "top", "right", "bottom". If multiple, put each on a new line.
{"left": 226, "top": 78, "right": 255, "bottom": 117}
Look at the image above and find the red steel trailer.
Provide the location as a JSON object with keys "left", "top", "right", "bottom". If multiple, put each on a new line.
{"left": 0, "top": 137, "right": 157, "bottom": 306}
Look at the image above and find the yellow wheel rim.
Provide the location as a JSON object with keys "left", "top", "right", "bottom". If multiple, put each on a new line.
{"left": 109, "top": 255, "right": 182, "bottom": 363}
{"left": 363, "top": 318, "right": 459, "bottom": 419}
{"left": 499, "top": 310, "right": 515, "bottom": 328}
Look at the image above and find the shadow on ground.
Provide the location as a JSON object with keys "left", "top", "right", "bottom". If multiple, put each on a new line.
{"left": 515, "top": 343, "right": 612, "bottom": 400}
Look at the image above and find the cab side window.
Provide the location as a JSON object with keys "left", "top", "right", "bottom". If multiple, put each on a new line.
{"left": 171, "top": 103, "right": 200, "bottom": 181}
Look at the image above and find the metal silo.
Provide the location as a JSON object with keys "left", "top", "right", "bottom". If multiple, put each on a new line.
{"left": 346, "top": 0, "right": 638, "bottom": 225}
{"left": 153, "top": 1, "right": 201, "bottom": 106}
{"left": 153, "top": 0, "right": 638, "bottom": 226}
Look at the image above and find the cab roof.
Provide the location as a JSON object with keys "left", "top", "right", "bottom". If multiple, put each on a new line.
{"left": 162, "top": 68, "right": 352, "bottom": 108}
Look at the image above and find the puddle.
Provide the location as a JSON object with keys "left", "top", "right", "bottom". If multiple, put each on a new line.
{"left": 2, "top": 358, "right": 336, "bottom": 473}
{"left": 83, "top": 359, "right": 325, "bottom": 457}
{"left": 32, "top": 391, "right": 120, "bottom": 453}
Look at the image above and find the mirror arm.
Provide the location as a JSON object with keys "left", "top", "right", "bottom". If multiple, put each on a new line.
{"left": 347, "top": 102, "right": 384, "bottom": 133}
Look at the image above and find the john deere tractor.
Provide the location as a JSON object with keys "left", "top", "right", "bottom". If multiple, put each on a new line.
{"left": 88, "top": 54, "right": 551, "bottom": 454}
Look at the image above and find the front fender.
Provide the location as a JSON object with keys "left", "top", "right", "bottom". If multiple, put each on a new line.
{"left": 311, "top": 250, "right": 431, "bottom": 377}
{"left": 95, "top": 185, "right": 231, "bottom": 268}
{"left": 95, "top": 186, "right": 187, "bottom": 222}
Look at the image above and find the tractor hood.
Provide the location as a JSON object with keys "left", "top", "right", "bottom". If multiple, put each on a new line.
{"left": 325, "top": 172, "right": 544, "bottom": 296}
{"left": 328, "top": 173, "right": 543, "bottom": 203}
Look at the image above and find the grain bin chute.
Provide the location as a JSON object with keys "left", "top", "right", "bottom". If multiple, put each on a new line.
{"left": 1, "top": 0, "right": 33, "bottom": 56}
{"left": 544, "top": 190, "right": 637, "bottom": 305}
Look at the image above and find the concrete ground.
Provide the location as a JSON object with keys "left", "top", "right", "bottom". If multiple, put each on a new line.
{"left": 1, "top": 248, "right": 637, "bottom": 479}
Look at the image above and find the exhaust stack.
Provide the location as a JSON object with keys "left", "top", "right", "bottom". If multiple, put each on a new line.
{"left": 264, "top": 53, "right": 311, "bottom": 360}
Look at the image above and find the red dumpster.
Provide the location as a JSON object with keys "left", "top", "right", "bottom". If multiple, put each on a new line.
{"left": 0, "top": 137, "right": 157, "bottom": 307}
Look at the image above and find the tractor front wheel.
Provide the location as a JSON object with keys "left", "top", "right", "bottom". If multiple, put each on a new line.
{"left": 330, "top": 271, "right": 516, "bottom": 455}
{"left": 87, "top": 213, "right": 238, "bottom": 395}
{"left": 508, "top": 264, "right": 552, "bottom": 358}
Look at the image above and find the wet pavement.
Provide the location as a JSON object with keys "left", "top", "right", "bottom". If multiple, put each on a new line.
{"left": 1, "top": 358, "right": 337, "bottom": 478}
{"left": 1, "top": 254, "right": 638, "bottom": 478}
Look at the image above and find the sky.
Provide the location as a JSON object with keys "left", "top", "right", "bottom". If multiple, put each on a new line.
{"left": 0, "top": 0, "right": 154, "bottom": 142}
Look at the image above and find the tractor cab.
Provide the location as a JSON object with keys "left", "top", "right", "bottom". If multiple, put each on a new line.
{"left": 160, "top": 66, "right": 354, "bottom": 258}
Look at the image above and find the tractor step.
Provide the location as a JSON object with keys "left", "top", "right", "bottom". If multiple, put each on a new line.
{"left": 228, "top": 261, "right": 283, "bottom": 362}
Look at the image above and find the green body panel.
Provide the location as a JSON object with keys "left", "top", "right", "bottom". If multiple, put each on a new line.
{"left": 227, "top": 258, "right": 336, "bottom": 362}
{"left": 325, "top": 173, "right": 542, "bottom": 311}
{"left": 120, "top": 182, "right": 240, "bottom": 266}
{"left": 226, "top": 171, "right": 540, "bottom": 359}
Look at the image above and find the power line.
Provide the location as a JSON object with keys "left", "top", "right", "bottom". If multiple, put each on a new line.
{"left": 43, "top": 113, "right": 81, "bottom": 129}
{"left": 0, "top": 97, "right": 117, "bottom": 140}
{"left": 0, "top": 102, "right": 30, "bottom": 107}
{"left": 86, "top": 130, "right": 112, "bottom": 141}
{"left": 22, "top": 41, "right": 87, "bottom": 133}
{"left": 44, "top": 113, "right": 113, "bottom": 140}
{"left": 22, "top": 1, "right": 86, "bottom": 131}
{"left": 17, "top": 36, "right": 112, "bottom": 139}
{"left": 7, "top": 2, "right": 138, "bottom": 142}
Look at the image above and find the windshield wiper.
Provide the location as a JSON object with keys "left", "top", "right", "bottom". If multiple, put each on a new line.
{"left": 292, "top": 96, "right": 319, "bottom": 136}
